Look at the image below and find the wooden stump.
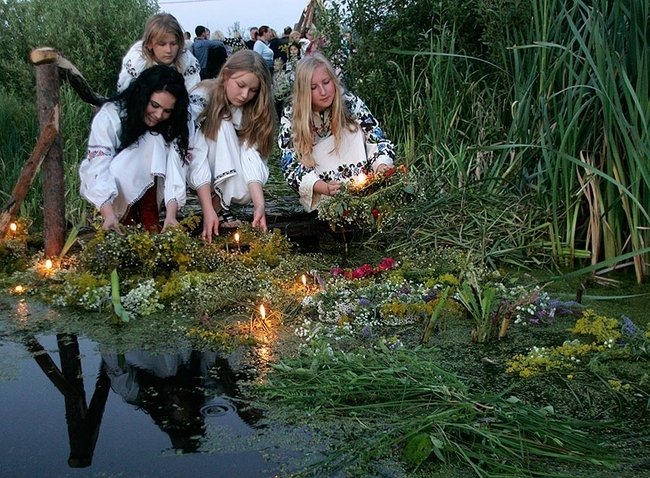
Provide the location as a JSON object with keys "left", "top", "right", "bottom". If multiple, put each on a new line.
{"left": 32, "top": 48, "right": 66, "bottom": 257}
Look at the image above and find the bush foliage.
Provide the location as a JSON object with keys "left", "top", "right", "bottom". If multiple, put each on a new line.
{"left": 0, "top": 0, "right": 157, "bottom": 98}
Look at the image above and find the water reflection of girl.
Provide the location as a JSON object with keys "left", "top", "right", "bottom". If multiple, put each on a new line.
{"left": 102, "top": 350, "right": 259, "bottom": 452}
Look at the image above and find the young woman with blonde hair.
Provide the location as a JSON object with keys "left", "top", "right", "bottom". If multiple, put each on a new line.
{"left": 189, "top": 50, "right": 275, "bottom": 240}
{"left": 117, "top": 13, "right": 201, "bottom": 93}
{"left": 278, "top": 53, "right": 395, "bottom": 212}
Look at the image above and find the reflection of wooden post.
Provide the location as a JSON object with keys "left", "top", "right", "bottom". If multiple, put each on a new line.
{"left": 23, "top": 334, "right": 110, "bottom": 468}
{"left": 31, "top": 47, "right": 65, "bottom": 257}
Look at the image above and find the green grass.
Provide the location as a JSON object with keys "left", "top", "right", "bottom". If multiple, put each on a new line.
{"left": 0, "top": 86, "right": 92, "bottom": 228}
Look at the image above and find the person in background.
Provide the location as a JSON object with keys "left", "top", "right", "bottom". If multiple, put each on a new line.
{"left": 80, "top": 66, "right": 190, "bottom": 232}
{"left": 193, "top": 25, "right": 227, "bottom": 80}
{"left": 117, "top": 13, "right": 200, "bottom": 93}
{"left": 305, "top": 27, "right": 324, "bottom": 55}
{"left": 274, "top": 26, "right": 292, "bottom": 64}
{"left": 245, "top": 27, "right": 258, "bottom": 50}
{"left": 211, "top": 30, "right": 226, "bottom": 42}
{"left": 278, "top": 53, "right": 395, "bottom": 212}
{"left": 289, "top": 30, "right": 301, "bottom": 44}
{"left": 285, "top": 41, "right": 301, "bottom": 73}
{"left": 253, "top": 25, "right": 274, "bottom": 72}
{"left": 189, "top": 50, "right": 275, "bottom": 240}
{"left": 298, "top": 27, "right": 311, "bottom": 56}
{"left": 184, "top": 31, "right": 193, "bottom": 50}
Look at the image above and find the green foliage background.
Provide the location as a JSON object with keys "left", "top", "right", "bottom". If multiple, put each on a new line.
{"left": 317, "top": 0, "right": 649, "bottom": 278}
{"left": 0, "top": 0, "right": 158, "bottom": 98}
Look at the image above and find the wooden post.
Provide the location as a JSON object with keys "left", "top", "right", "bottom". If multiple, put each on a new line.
{"left": 31, "top": 48, "right": 66, "bottom": 257}
{"left": 0, "top": 116, "right": 58, "bottom": 239}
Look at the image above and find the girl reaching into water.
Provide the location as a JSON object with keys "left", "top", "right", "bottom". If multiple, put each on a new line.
{"left": 189, "top": 50, "right": 275, "bottom": 241}
{"left": 117, "top": 13, "right": 201, "bottom": 94}
{"left": 278, "top": 53, "right": 395, "bottom": 212}
{"left": 79, "top": 65, "right": 190, "bottom": 233}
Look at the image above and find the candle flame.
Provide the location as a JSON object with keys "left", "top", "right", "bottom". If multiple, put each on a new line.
{"left": 14, "top": 285, "right": 24, "bottom": 293}
{"left": 356, "top": 172, "right": 368, "bottom": 186}
{"left": 234, "top": 232, "right": 240, "bottom": 243}
{"left": 9, "top": 223, "right": 17, "bottom": 232}
{"left": 44, "top": 259, "right": 53, "bottom": 269}
{"left": 259, "top": 304, "right": 266, "bottom": 320}
{"left": 301, "top": 274, "right": 307, "bottom": 286}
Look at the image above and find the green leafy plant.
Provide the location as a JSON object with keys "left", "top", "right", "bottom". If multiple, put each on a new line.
{"left": 110, "top": 269, "right": 130, "bottom": 323}
{"left": 456, "top": 274, "right": 498, "bottom": 343}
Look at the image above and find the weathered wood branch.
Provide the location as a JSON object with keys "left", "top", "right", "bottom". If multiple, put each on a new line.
{"left": 0, "top": 112, "right": 59, "bottom": 240}
{"left": 30, "top": 47, "right": 106, "bottom": 106}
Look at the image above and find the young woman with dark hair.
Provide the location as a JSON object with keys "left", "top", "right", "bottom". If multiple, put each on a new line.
{"left": 80, "top": 65, "right": 190, "bottom": 232}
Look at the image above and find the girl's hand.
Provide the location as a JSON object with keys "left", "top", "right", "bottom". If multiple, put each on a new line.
{"left": 315, "top": 179, "right": 341, "bottom": 196}
{"left": 248, "top": 182, "right": 267, "bottom": 232}
{"left": 201, "top": 208, "right": 220, "bottom": 243}
{"left": 326, "top": 181, "right": 341, "bottom": 196}
{"left": 161, "top": 217, "right": 179, "bottom": 232}
{"left": 252, "top": 206, "right": 268, "bottom": 232}
{"left": 375, "top": 163, "right": 390, "bottom": 174}
{"left": 101, "top": 204, "right": 123, "bottom": 234}
{"left": 102, "top": 216, "right": 123, "bottom": 234}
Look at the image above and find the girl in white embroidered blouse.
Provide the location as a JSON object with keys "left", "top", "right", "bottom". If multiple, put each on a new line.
{"left": 189, "top": 50, "right": 275, "bottom": 241}
{"left": 278, "top": 53, "right": 395, "bottom": 212}
{"left": 117, "top": 13, "right": 201, "bottom": 94}
{"left": 79, "top": 65, "right": 190, "bottom": 233}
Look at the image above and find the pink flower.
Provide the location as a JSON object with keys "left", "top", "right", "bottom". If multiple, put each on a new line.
{"left": 376, "top": 257, "right": 397, "bottom": 271}
{"left": 383, "top": 167, "right": 396, "bottom": 179}
{"left": 352, "top": 264, "right": 374, "bottom": 279}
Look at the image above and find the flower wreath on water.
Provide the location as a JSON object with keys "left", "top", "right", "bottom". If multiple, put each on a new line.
{"left": 316, "top": 165, "right": 419, "bottom": 231}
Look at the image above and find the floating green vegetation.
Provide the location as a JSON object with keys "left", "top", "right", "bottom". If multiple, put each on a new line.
{"left": 252, "top": 347, "right": 614, "bottom": 477}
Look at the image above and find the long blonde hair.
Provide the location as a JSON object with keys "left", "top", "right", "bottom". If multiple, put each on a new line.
{"left": 198, "top": 50, "right": 275, "bottom": 157}
{"left": 141, "top": 13, "right": 185, "bottom": 74}
{"left": 291, "top": 53, "right": 357, "bottom": 168}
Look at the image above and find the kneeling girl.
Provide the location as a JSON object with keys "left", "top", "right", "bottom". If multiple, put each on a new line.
{"left": 189, "top": 50, "right": 275, "bottom": 240}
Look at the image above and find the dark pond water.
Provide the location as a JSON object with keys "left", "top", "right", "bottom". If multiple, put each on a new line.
{"left": 0, "top": 302, "right": 313, "bottom": 478}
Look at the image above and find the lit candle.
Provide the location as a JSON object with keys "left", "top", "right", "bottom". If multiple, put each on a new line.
{"left": 14, "top": 285, "right": 24, "bottom": 294}
{"left": 234, "top": 232, "right": 241, "bottom": 252}
{"left": 9, "top": 223, "right": 17, "bottom": 233}
{"left": 354, "top": 172, "right": 368, "bottom": 189}
{"left": 44, "top": 259, "right": 53, "bottom": 270}
{"left": 301, "top": 274, "right": 307, "bottom": 287}
{"left": 259, "top": 304, "right": 266, "bottom": 321}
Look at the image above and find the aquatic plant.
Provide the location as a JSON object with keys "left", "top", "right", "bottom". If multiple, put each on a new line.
{"left": 506, "top": 310, "right": 646, "bottom": 379}
{"left": 121, "top": 278, "right": 163, "bottom": 318}
{"left": 0, "top": 218, "right": 31, "bottom": 275}
{"left": 255, "top": 347, "right": 613, "bottom": 476}
{"left": 50, "top": 271, "right": 110, "bottom": 311}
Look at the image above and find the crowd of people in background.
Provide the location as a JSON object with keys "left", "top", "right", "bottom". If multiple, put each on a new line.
{"left": 79, "top": 12, "right": 395, "bottom": 239}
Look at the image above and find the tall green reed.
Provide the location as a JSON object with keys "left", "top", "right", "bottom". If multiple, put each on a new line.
{"left": 260, "top": 349, "right": 613, "bottom": 476}
{"left": 0, "top": 91, "right": 38, "bottom": 217}
{"left": 506, "top": 0, "right": 649, "bottom": 281}
{"left": 379, "top": 27, "right": 551, "bottom": 269}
